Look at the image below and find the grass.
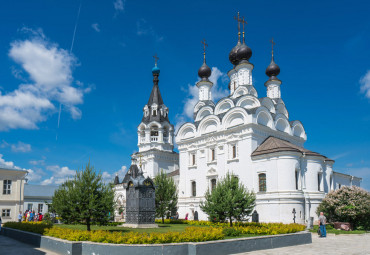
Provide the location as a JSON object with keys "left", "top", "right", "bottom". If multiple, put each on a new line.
{"left": 57, "top": 223, "right": 191, "bottom": 233}
{"left": 309, "top": 225, "right": 368, "bottom": 235}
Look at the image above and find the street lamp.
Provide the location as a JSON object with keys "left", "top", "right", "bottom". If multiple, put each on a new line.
{"left": 292, "top": 208, "right": 296, "bottom": 223}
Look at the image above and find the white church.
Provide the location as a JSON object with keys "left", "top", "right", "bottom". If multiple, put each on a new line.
{"left": 114, "top": 18, "right": 362, "bottom": 224}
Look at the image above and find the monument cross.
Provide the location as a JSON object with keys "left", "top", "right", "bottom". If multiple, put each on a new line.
{"left": 234, "top": 12, "right": 242, "bottom": 41}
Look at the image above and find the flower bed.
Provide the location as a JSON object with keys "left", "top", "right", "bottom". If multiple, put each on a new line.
{"left": 3, "top": 221, "right": 306, "bottom": 244}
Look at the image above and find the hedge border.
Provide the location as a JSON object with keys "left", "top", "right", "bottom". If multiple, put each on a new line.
{"left": 1, "top": 227, "right": 311, "bottom": 255}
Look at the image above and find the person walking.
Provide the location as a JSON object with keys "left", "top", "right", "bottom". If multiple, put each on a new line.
{"left": 18, "top": 212, "right": 22, "bottom": 222}
{"left": 318, "top": 212, "right": 327, "bottom": 237}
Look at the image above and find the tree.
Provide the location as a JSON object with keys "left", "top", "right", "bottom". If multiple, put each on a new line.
{"left": 52, "top": 162, "right": 115, "bottom": 231}
{"left": 200, "top": 172, "right": 256, "bottom": 227}
{"left": 316, "top": 186, "right": 370, "bottom": 229}
{"left": 154, "top": 170, "right": 178, "bottom": 223}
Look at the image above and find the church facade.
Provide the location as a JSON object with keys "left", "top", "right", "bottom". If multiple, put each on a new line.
{"left": 114, "top": 18, "right": 362, "bottom": 224}
{"left": 175, "top": 21, "right": 361, "bottom": 223}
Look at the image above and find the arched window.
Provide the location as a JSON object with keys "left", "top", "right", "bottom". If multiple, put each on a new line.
{"left": 259, "top": 173, "right": 266, "bottom": 192}
{"left": 295, "top": 170, "right": 299, "bottom": 190}
{"left": 191, "top": 181, "right": 196, "bottom": 197}
{"left": 211, "top": 179, "right": 217, "bottom": 191}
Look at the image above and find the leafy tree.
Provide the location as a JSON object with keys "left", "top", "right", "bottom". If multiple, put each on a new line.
{"left": 316, "top": 186, "right": 370, "bottom": 229}
{"left": 52, "top": 162, "right": 115, "bottom": 231}
{"left": 200, "top": 172, "right": 256, "bottom": 227}
{"left": 154, "top": 170, "right": 178, "bottom": 223}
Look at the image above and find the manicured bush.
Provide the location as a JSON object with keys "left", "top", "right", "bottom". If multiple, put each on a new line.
{"left": 3, "top": 222, "right": 52, "bottom": 235}
{"left": 44, "top": 226, "right": 224, "bottom": 244}
{"left": 155, "top": 219, "right": 188, "bottom": 224}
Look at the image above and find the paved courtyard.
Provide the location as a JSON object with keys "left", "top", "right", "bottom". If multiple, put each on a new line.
{"left": 0, "top": 232, "right": 369, "bottom": 255}
{"left": 0, "top": 234, "right": 59, "bottom": 255}
{"left": 238, "top": 233, "right": 370, "bottom": 255}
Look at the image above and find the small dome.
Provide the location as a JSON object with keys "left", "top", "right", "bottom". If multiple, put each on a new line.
{"left": 152, "top": 65, "right": 160, "bottom": 74}
{"left": 265, "top": 58, "right": 280, "bottom": 78}
{"left": 236, "top": 43, "right": 252, "bottom": 62}
{"left": 198, "top": 62, "right": 211, "bottom": 80}
{"left": 229, "top": 42, "right": 241, "bottom": 66}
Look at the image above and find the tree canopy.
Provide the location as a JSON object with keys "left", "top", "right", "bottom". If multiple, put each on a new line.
{"left": 154, "top": 170, "right": 178, "bottom": 223}
{"left": 316, "top": 186, "right": 370, "bottom": 229}
{"left": 200, "top": 172, "right": 256, "bottom": 226}
{"left": 52, "top": 162, "right": 115, "bottom": 231}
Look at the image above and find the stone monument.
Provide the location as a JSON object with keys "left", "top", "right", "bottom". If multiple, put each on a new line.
{"left": 123, "top": 162, "right": 157, "bottom": 228}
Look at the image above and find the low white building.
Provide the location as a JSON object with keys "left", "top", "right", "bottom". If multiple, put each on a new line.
{"left": 0, "top": 167, "right": 27, "bottom": 223}
{"left": 23, "top": 184, "right": 59, "bottom": 214}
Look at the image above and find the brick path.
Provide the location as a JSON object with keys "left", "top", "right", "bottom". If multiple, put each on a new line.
{"left": 237, "top": 233, "right": 370, "bottom": 255}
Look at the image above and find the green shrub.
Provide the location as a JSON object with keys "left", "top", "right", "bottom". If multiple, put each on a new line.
{"left": 3, "top": 222, "right": 52, "bottom": 235}
{"left": 222, "top": 227, "right": 242, "bottom": 237}
{"left": 155, "top": 219, "right": 188, "bottom": 224}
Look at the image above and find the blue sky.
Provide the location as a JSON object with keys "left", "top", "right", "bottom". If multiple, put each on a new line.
{"left": 0, "top": 0, "right": 369, "bottom": 189}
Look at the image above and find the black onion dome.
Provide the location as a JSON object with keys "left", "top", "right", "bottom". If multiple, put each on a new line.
{"left": 265, "top": 57, "right": 280, "bottom": 78}
{"left": 236, "top": 42, "right": 252, "bottom": 62}
{"left": 198, "top": 62, "right": 211, "bottom": 80}
{"left": 229, "top": 42, "right": 241, "bottom": 66}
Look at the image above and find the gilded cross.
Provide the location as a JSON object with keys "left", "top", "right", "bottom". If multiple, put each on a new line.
{"left": 201, "top": 39, "right": 208, "bottom": 61}
{"left": 234, "top": 12, "right": 241, "bottom": 33}
{"left": 241, "top": 17, "right": 247, "bottom": 42}
{"left": 270, "top": 38, "right": 276, "bottom": 56}
{"left": 153, "top": 53, "right": 159, "bottom": 66}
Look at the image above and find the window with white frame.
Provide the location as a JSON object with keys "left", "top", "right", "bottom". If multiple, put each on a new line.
{"left": 295, "top": 170, "right": 299, "bottom": 190}
{"left": 3, "top": 180, "right": 12, "bottom": 195}
{"left": 230, "top": 144, "right": 237, "bottom": 159}
{"left": 210, "top": 148, "right": 216, "bottom": 162}
{"left": 38, "top": 204, "right": 44, "bottom": 213}
{"left": 318, "top": 173, "right": 322, "bottom": 191}
{"left": 28, "top": 204, "right": 33, "bottom": 211}
{"left": 2, "top": 209, "right": 10, "bottom": 217}
{"left": 189, "top": 152, "right": 196, "bottom": 166}
{"left": 191, "top": 181, "right": 196, "bottom": 197}
{"left": 258, "top": 173, "right": 266, "bottom": 192}
{"left": 211, "top": 179, "right": 217, "bottom": 191}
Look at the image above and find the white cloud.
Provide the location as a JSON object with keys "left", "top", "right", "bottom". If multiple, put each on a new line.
{"left": 91, "top": 23, "right": 100, "bottom": 32}
{"left": 41, "top": 165, "right": 76, "bottom": 185}
{"left": 0, "top": 27, "right": 86, "bottom": 131}
{"left": 26, "top": 168, "right": 42, "bottom": 183}
{"left": 175, "top": 67, "right": 228, "bottom": 131}
{"left": 330, "top": 152, "right": 350, "bottom": 160}
{"left": 11, "top": 141, "right": 31, "bottom": 153}
{"left": 101, "top": 165, "right": 127, "bottom": 184}
{"left": 360, "top": 70, "right": 370, "bottom": 99}
{"left": 113, "top": 0, "right": 125, "bottom": 16}
{"left": 136, "top": 19, "right": 163, "bottom": 42}
{"left": 0, "top": 154, "right": 17, "bottom": 169}
{"left": 29, "top": 159, "right": 45, "bottom": 166}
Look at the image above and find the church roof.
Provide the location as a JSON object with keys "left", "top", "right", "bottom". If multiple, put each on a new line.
{"left": 251, "top": 136, "right": 328, "bottom": 159}
{"left": 141, "top": 67, "right": 170, "bottom": 124}
{"left": 147, "top": 83, "right": 164, "bottom": 106}
{"left": 167, "top": 169, "right": 179, "bottom": 177}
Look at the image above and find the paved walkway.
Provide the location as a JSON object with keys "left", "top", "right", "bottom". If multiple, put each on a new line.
{"left": 238, "top": 233, "right": 370, "bottom": 255}
{"left": 0, "top": 234, "right": 59, "bottom": 255}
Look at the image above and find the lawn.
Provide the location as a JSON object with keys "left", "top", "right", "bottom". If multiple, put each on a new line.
{"left": 57, "top": 223, "right": 191, "bottom": 233}
{"left": 309, "top": 225, "right": 368, "bottom": 235}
